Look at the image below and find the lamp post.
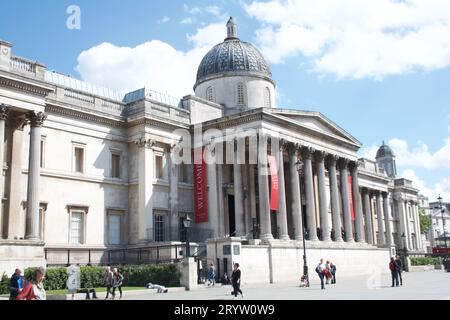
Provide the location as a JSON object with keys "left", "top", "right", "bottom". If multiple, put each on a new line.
{"left": 295, "top": 159, "right": 309, "bottom": 287}
{"left": 401, "top": 232, "right": 408, "bottom": 272}
{"left": 438, "top": 195, "right": 448, "bottom": 251}
{"left": 183, "top": 216, "right": 192, "bottom": 259}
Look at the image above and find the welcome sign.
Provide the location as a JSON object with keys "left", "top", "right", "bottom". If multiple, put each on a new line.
{"left": 194, "top": 148, "right": 208, "bottom": 223}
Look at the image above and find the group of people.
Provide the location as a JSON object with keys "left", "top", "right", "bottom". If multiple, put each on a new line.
{"left": 9, "top": 267, "right": 46, "bottom": 300}
{"left": 315, "top": 259, "right": 337, "bottom": 290}
{"left": 103, "top": 266, "right": 124, "bottom": 299}
{"left": 389, "top": 255, "right": 404, "bottom": 287}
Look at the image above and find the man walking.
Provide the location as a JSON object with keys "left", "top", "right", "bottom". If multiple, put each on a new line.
{"left": 395, "top": 255, "right": 404, "bottom": 285}
{"left": 231, "top": 263, "right": 243, "bottom": 299}
{"left": 8, "top": 268, "right": 27, "bottom": 300}
{"left": 208, "top": 263, "right": 216, "bottom": 286}
{"left": 389, "top": 257, "right": 400, "bottom": 287}
{"left": 315, "top": 259, "right": 326, "bottom": 290}
{"left": 103, "top": 266, "right": 114, "bottom": 299}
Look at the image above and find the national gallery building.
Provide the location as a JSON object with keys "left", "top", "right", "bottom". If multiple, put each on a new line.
{"left": 0, "top": 19, "right": 424, "bottom": 281}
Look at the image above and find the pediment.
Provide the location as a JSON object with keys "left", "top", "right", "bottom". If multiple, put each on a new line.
{"left": 268, "top": 109, "right": 361, "bottom": 147}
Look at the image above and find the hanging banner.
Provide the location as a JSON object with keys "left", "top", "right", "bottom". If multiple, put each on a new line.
{"left": 348, "top": 176, "right": 355, "bottom": 221}
{"left": 268, "top": 155, "right": 279, "bottom": 211}
{"left": 194, "top": 148, "right": 208, "bottom": 223}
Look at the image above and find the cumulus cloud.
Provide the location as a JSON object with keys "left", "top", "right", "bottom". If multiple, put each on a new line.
{"left": 401, "top": 169, "right": 450, "bottom": 201}
{"left": 75, "top": 23, "right": 226, "bottom": 98}
{"left": 157, "top": 16, "right": 170, "bottom": 24}
{"left": 244, "top": 0, "right": 450, "bottom": 79}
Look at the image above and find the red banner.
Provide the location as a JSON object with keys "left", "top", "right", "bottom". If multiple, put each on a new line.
{"left": 194, "top": 148, "right": 208, "bottom": 223}
{"left": 348, "top": 176, "right": 355, "bottom": 221}
{"left": 268, "top": 155, "right": 279, "bottom": 211}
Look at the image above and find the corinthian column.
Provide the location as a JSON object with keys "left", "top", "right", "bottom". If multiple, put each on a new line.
{"left": 383, "top": 192, "right": 394, "bottom": 247}
{"left": 349, "top": 161, "right": 364, "bottom": 242}
{"left": 233, "top": 139, "right": 245, "bottom": 237}
{"left": 277, "top": 141, "right": 289, "bottom": 240}
{"left": 301, "top": 147, "right": 318, "bottom": 241}
{"left": 0, "top": 105, "right": 8, "bottom": 238}
{"left": 315, "top": 151, "right": 330, "bottom": 241}
{"left": 362, "top": 188, "right": 374, "bottom": 245}
{"left": 338, "top": 158, "right": 353, "bottom": 242}
{"left": 258, "top": 134, "right": 273, "bottom": 241}
{"left": 289, "top": 144, "right": 303, "bottom": 241}
{"left": 25, "top": 111, "right": 46, "bottom": 240}
{"left": 326, "top": 155, "right": 343, "bottom": 242}
{"left": 376, "top": 191, "right": 385, "bottom": 246}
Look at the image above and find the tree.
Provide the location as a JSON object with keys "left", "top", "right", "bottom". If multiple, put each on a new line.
{"left": 419, "top": 207, "right": 432, "bottom": 234}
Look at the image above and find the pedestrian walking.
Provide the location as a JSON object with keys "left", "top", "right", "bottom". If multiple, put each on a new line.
{"left": 111, "top": 268, "right": 124, "bottom": 299}
{"left": 330, "top": 262, "right": 336, "bottom": 284}
{"left": 103, "top": 266, "right": 114, "bottom": 299}
{"left": 16, "top": 267, "right": 46, "bottom": 300}
{"left": 324, "top": 261, "right": 332, "bottom": 284}
{"left": 231, "top": 263, "right": 243, "bottom": 299}
{"left": 389, "top": 257, "right": 400, "bottom": 287}
{"left": 208, "top": 263, "right": 216, "bottom": 286}
{"left": 315, "top": 259, "right": 326, "bottom": 290}
{"left": 395, "top": 255, "right": 403, "bottom": 285}
{"left": 8, "top": 268, "right": 27, "bottom": 300}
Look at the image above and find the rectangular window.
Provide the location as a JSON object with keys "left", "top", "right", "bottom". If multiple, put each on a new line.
{"left": 108, "top": 214, "right": 121, "bottom": 245}
{"left": 39, "top": 206, "right": 45, "bottom": 241}
{"left": 237, "top": 83, "right": 245, "bottom": 105}
{"left": 179, "top": 164, "right": 189, "bottom": 183}
{"left": 70, "top": 211, "right": 85, "bottom": 244}
{"left": 74, "top": 147, "right": 84, "bottom": 173}
{"left": 111, "top": 153, "right": 121, "bottom": 178}
{"left": 154, "top": 214, "right": 165, "bottom": 242}
{"left": 155, "top": 155, "right": 164, "bottom": 179}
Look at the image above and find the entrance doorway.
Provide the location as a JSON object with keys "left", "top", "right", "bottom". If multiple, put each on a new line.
{"left": 227, "top": 195, "right": 236, "bottom": 237}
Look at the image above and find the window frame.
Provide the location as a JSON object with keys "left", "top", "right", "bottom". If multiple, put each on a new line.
{"left": 206, "top": 86, "right": 215, "bottom": 102}
{"left": 110, "top": 150, "right": 122, "bottom": 179}
{"left": 264, "top": 87, "right": 271, "bottom": 108}
{"left": 72, "top": 142, "right": 86, "bottom": 174}
{"left": 106, "top": 210, "right": 126, "bottom": 246}
{"left": 237, "top": 82, "right": 245, "bottom": 106}
{"left": 40, "top": 136, "right": 46, "bottom": 169}
{"left": 153, "top": 210, "right": 167, "bottom": 242}
{"left": 67, "top": 205, "right": 88, "bottom": 245}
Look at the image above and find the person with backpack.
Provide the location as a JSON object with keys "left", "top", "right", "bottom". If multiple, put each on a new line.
{"left": 111, "top": 268, "right": 124, "bottom": 299}
{"left": 16, "top": 267, "right": 46, "bottom": 300}
{"left": 389, "top": 257, "right": 400, "bottom": 287}
{"left": 395, "top": 255, "right": 404, "bottom": 285}
{"left": 8, "top": 268, "right": 27, "bottom": 300}
{"left": 208, "top": 263, "right": 216, "bottom": 286}
{"left": 315, "top": 259, "right": 326, "bottom": 290}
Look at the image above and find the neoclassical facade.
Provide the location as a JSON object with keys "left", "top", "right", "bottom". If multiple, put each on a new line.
{"left": 0, "top": 19, "right": 424, "bottom": 276}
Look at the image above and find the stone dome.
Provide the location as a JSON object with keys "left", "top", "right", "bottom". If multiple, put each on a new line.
{"left": 376, "top": 142, "right": 395, "bottom": 158}
{"left": 194, "top": 17, "right": 273, "bottom": 89}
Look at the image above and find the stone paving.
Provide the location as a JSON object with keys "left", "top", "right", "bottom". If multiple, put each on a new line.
{"left": 118, "top": 270, "right": 450, "bottom": 300}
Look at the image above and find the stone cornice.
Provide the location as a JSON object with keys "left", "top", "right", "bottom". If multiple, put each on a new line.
{"left": 0, "top": 73, "right": 54, "bottom": 96}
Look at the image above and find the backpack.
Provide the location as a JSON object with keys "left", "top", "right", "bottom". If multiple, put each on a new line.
{"left": 389, "top": 261, "right": 396, "bottom": 271}
{"left": 315, "top": 266, "right": 320, "bottom": 274}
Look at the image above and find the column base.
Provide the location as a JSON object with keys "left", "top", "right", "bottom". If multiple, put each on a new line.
{"left": 260, "top": 234, "right": 274, "bottom": 244}
{"left": 279, "top": 235, "right": 290, "bottom": 241}
{"left": 25, "top": 236, "right": 40, "bottom": 241}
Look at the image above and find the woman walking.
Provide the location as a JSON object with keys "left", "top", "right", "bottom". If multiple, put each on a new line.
{"left": 103, "top": 266, "right": 114, "bottom": 299}
{"left": 111, "top": 268, "right": 124, "bottom": 299}
{"left": 16, "top": 267, "right": 46, "bottom": 300}
{"left": 330, "top": 262, "right": 337, "bottom": 284}
{"left": 231, "top": 263, "right": 243, "bottom": 299}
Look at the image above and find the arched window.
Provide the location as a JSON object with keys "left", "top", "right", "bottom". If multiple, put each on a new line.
{"left": 206, "top": 86, "right": 214, "bottom": 102}
{"left": 264, "top": 87, "right": 271, "bottom": 108}
{"left": 237, "top": 83, "right": 245, "bottom": 105}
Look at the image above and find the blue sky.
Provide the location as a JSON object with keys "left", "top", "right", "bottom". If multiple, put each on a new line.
{"left": 1, "top": 0, "right": 449, "bottom": 201}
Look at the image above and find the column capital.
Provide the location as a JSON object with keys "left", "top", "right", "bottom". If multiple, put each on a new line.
{"left": 135, "top": 137, "right": 156, "bottom": 149}
{"left": 325, "top": 154, "right": 338, "bottom": 169}
{"left": 289, "top": 143, "right": 301, "bottom": 156}
{"left": 0, "top": 104, "right": 9, "bottom": 120}
{"left": 279, "top": 139, "right": 291, "bottom": 152}
{"left": 300, "top": 146, "right": 314, "bottom": 159}
{"left": 337, "top": 157, "right": 349, "bottom": 170}
{"left": 349, "top": 161, "right": 360, "bottom": 172}
{"left": 27, "top": 111, "right": 46, "bottom": 128}
{"left": 314, "top": 150, "right": 327, "bottom": 162}
{"left": 382, "top": 191, "right": 390, "bottom": 199}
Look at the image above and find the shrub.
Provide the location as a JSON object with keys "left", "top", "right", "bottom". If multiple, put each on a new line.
{"left": 410, "top": 257, "right": 442, "bottom": 266}
{"left": 0, "top": 273, "right": 9, "bottom": 295}
{"left": 23, "top": 263, "right": 181, "bottom": 291}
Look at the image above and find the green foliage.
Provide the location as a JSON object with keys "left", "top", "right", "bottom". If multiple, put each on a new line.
{"left": 410, "top": 257, "right": 442, "bottom": 266}
{"left": 0, "top": 273, "right": 9, "bottom": 295}
{"left": 419, "top": 207, "right": 432, "bottom": 234}
{"left": 23, "top": 264, "right": 181, "bottom": 291}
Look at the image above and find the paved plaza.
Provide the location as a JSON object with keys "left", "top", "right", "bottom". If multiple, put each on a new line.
{"left": 115, "top": 271, "right": 450, "bottom": 300}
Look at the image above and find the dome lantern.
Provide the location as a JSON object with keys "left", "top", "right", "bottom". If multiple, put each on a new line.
{"left": 226, "top": 17, "right": 238, "bottom": 40}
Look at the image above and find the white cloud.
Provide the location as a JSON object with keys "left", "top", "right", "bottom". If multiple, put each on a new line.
{"left": 401, "top": 169, "right": 450, "bottom": 201}
{"left": 157, "top": 16, "right": 170, "bottom": 24}
{"left": 244, "top": 0, "right": 450, "bottom": 79}
{"left": 180, "top": 17, "right": 194, "bottom": 25}
{"left": 75, "top": 23, "right": 226, "bottom": 98}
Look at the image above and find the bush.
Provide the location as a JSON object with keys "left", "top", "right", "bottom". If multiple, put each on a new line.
{"left": 23, "top": 263, "right": 181, "bottom": 291}
{"left": 0, "top": 273, "right": 9, "bottom": 295}
{"left": 410, "top": 257, "right": 442, "bottom": 266}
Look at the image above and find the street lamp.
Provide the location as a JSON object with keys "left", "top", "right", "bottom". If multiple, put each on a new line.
{"left": 183, "top": 216, "right": 192, "bottom": 259}
{"left": 295, "top": 159, "right": 309, "bottom": 287}
{"left": 438, "top": 195, "right": 448, "bottom": 251}
{"left": 401, "top": 233, "right": 408, "bottom": 272}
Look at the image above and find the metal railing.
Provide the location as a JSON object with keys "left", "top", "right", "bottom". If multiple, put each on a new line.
{"left": 145, "top": 227, "right": 215, "bottom": 244}
{"left": 45, "top": 247, "right": 107, "bottom": 267}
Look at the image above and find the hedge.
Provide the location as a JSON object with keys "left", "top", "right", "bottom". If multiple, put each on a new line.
{"left": 410, "top": 257, "right": 443, "bottom": 266}
{"left": 1, "top": 264, "right": 181, "bottom": 293}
